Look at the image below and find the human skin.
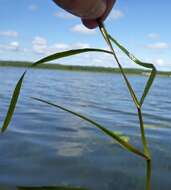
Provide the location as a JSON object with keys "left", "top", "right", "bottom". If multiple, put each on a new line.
{"left": 53, "top": 0, "right": 116, "bottom": 28}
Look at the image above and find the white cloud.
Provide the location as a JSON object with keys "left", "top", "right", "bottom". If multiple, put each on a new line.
{"left": 154, "top": 59, "right": 165, "bottom": 66}
{"left": 147, "top": 33, "right": 160, "bottom": 40}
{"left": 32, "top": 36, "right": 90, "bottom": 55}
{"left": 108, "top": 9, "right": 124, "bottom": 20}
{"left": 143, "top": 58, "right": 170, "bottom": 70}
{"left": 69, "top": 50, "right": 114, "bottom": 67}
{"left": 146, "top": 42, "right": 169, "bottom": 50}
{"left": 0, "top": 30, "right": 18, "bottom": 37}
{"left": 0, "top": 41, "right": 20, "bottom": 51}
{"left": 73, "top": 42, "right": 90, "bottom": 49}
{"left": 32, "top": 36, "right": 47, "bottom": 54}
{"left": 8, "top": 41, "right": 20, "bottom": 51}
{"left": 52, "top": 43, "right": 70, "bottom": 50}
{"left": 54, "top": 11, "right": 76, "bottom": 19}
{"left": 50, "top": 43, "right": 70, "bottom": 53}
{"left": 153, "top": 59, "right": 171, "bottom": 71}
{"left": 28, "top": 4, "right": 38, "bottom": 11}
{"left": 50, "top": 42, "right": 90, "bottom": 54}
{"left": 71, "top": 24, "right": 96, "bottom": 35}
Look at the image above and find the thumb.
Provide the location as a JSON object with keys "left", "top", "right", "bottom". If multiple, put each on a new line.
{"left": 53, "top": 0, "right": 106, "bottom": 19}
{"left": 82, "top": 0, "right": 116, "bottom": 29}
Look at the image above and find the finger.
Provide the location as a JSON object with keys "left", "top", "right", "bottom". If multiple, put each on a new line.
{"left": 100, "top": 0, "right": 116, "bottom": 21}
{"left": 81, "top": 19, "right": 98, "bottom": 29}
{"left": 53, "top": 0, "right": 106, "bottom": 19}
{"left": 82, "top": 0, "right": 116, "bottom": 29}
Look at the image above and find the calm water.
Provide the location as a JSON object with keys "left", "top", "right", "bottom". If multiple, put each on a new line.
{"left": 0, "top": 67, "right": 171, "bottom": 190}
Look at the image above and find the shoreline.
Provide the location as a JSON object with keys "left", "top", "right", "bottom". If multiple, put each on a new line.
{"left": 0, "top": 61, "right": 170, "bottom": 77}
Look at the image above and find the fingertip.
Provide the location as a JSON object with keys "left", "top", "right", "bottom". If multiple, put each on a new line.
{"left": 101, "top": 0, "right": 116, "bottom": 21}
{"left": 81, "top": 18, "right": 98, "bottom": 29}
{"left": 81, "top": 0, "right": 116, "bottom": 29}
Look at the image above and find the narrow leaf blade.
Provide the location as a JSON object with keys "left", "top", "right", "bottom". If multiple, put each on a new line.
{"left": 109, "top": 35, "right": 153, "bottom": 69}
{"left": 32, "top": 48, "right": 112, "bottom": 68}
{"left": 32, "top": 97, "right": 148, "bottom": 160}
{"left": 140, "top": 68, "right": 157, "bottom": 106}
{"left": 1, "top": 72, "right": 26, "bottom": 133}
{"left": 109, "top": 35, "right": 157, "bottom": 105}
{"left": 99, "top": 24, "right": 140, "bottom": 108}
{"left": 1, "top": 48, "right": 113, "bottom": 132}
{"left": 18, "top": 186, "right": 87, "bottom": 190}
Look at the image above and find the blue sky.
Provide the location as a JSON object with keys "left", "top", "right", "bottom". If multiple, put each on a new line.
{"left": 0, "top": 0, "right": 170, "bottom": 70}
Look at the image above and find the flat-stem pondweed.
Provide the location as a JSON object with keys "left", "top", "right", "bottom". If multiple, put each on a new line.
{"left": 1, "top": 22, "right": 156, "bottom": 190}
{"left": 98, "top": 21, "right": 154, "bottom": 190}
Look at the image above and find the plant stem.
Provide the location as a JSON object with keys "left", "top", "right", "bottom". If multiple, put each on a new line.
{"left": 138, "top": 108, "right": 152, "bottom": 190}
{"left": 32, "top": 97, "right": 148, "bottom": 160}
{"left": 137, "top": 108, "right": 150, "bottom": 156}
{"left": 98, "top": 21, "right": 140, "bottom": 108}
{"left": 146, "top": 159, "right": 152, "bottom": 190}
{"left": 97, "top": 21, "right": 152, "bottom": 190}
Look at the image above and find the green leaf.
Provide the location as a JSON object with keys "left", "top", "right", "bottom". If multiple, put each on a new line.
{"left": 98, "top": 23, "right": 140, "bottom": 108}
{"left": 144, "top": 124, "right": 157, "bottom": 129}
{"left": 1, "top": 72, "right": 26, "bottom": 133}
{"left": 109, "top": 35, "right": 157, "bottom": 106}
{"left": 32, "top": 48, "right": 112, "bottom": 68}
{"left": 108, "top": 35, "right": 153, "bottom": 69}
{"left": 32, "top": 97, "right": 148, "bottom": 160}
{"left": 111, "top": 131, "right": 130, "bottom": 143}
{"left": 1, "top": 48, "right": 113, "bottom": 132}
{"left": 140, "top": 68, "right": 156, "bottom": 106}
{"left": 18, "top": 186, "right": 88, "bottom": 190}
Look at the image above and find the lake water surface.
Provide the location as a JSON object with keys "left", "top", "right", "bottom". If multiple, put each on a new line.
{"left": 0, "top": 67, "right": 171, "bottom": 190}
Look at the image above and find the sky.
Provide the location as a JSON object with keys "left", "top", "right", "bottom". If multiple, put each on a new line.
{"left": 0, "top": 0, "right": 171, "bottom": 71}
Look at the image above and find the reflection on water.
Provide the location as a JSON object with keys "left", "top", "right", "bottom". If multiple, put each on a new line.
{"left": 0, "top": 67, "right": 171, "bottom": 190}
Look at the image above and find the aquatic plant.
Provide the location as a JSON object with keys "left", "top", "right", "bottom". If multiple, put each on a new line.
{"left": 1, "top": 22, "right": 156, "bottom": 190}
{"left": 18, "top": 187, "right": 88, "bottom": 190}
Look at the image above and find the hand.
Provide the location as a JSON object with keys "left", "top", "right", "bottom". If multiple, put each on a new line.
{"left": 53, "top": 0, "right": 116, "bottom": 29}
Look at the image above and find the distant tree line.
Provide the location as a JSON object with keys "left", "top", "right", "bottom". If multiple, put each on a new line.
{"left": 0, "top": 60, "right": 170, "bottom": 76}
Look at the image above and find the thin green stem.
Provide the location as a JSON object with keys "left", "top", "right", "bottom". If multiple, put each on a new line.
{"left": 137, "top": 108, "right": 150, "bottom": 156}
{"left": 138, "top": 108, "right": 152, "bottom": 190}
{"left": 98, "top": 21, "right": 150, "bottom": 155}
{"left": 32, "top": 97, "right": 148, "bottom": 160}
{"left": 98, "top": 21, "right": 140, "bottom": 109}
{"left": 97, "top": 21, "right": 152, "bottom": 190}
{"left": 146, "top": 159, "right": 152, "bottom": 190}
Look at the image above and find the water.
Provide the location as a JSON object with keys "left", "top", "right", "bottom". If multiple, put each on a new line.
{"left": 0, "top": 67, "right": 171, "bottom": 190}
